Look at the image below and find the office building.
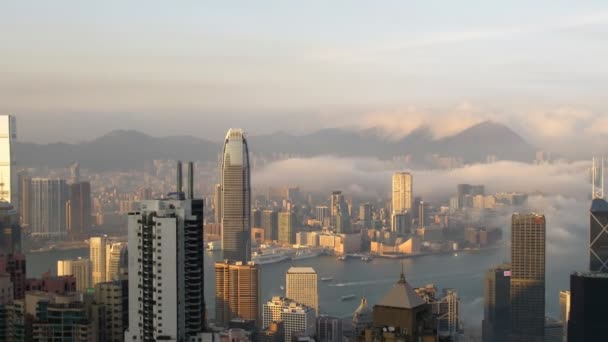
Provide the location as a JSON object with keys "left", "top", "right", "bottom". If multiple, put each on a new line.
{"left": 29, "top": 178, "right": 68, "bottom": 237}
{"left": 0, "top": 201, "right": 20, "bottom": 255}
{"left": 482, "top": 264, "right": 511, "bottom": 342}
{"left": 262, "top": 297, "right": 315, "bottom": 342}
{"left": 315, "top": 206, "right": 330, "bottom": 227}
{"left": 511, "top": 213, "right": 545, "bottom": 342}
{"left": 215, "top": 260, "right": 261, "bottom": 327}
{"left": 359, "top": 203, "right": 372, "bottom": 228}
{"left": 330, "top": 191, "right": 351, "bottom": 234}
{"left": 317, "top": 316, "right": 343, "bottom": 342}
{"left": 392, "top": 172, "right": 413, "bottom": 213}
{"left": 252, "top": 208, "right": 262, "bottom": 228}
{"left": 67, "top": 181, "right": 91, "bottom": 236}
{"left": 262, "top": 210, "right": 279, "bottom": 242}
{"left": 286, "top": 267, "right": 318, "bottom": 316}
{"left": 456, "top": 184, "right": 485, "bottom": 209}
{"left": 221, "top": 128, "right": 251, "bottom": 262}
{"left": 18, "top": 172, "right": 30, "bottom": 227}
{"left": 0, "top": 116, "right": 16, "bottom": 204}
{"left": 567, "top": 272, "right": 608, "bottom": 342}
{"left": 125, "top": 163, "right": 206, "bottom": 341}
{"left": 93, "top": 280, "right": 127, "bottom": 342}
{"left": 589, "top": 198, "right": 608, "bottom": 272}
{"left": 90, "top": 236, "right": 109, "bottom": 286}
{"left": 57, "top": 258, "right": 91, "bottom": 293}
{"left": 214, "top": 184, "right": 222, "bottom": 224}
{"left": 391, "top": 211, "right": 409, "bottom": 234}
{"left": 106, "top": 242, "right": 127, "bottom": 281}
{"left": 559, "top": 290, "right": 570, "bottom": 342}
{"left": 278, "top": 211, "right": 296, "bottom": 245}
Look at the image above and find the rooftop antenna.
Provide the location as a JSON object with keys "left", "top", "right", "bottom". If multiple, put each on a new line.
{"left": 592, "top": 157, "right": 605, "bottom": 199}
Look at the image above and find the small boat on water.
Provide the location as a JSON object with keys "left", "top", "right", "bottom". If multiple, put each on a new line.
{"left": 341, "top": 294, "right": 356, "bottom": 301}
{"left": 361, "top": 255, "right": 373, "bottom": 262}
{"left": 337, "top": 256, "right": 347, "bottom": 261}
{"left": 280, "top": 285, "right": 285, "bottom": 291}
{"left": 321, "top": 277, "right": 333, "bottom": 282}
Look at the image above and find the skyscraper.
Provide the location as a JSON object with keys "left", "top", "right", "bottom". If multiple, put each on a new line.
{"left": 214, "top": 183, "right": 222, "bottom": 224}
{"left": 125, "top": 164, "right": 206, "bottom": 340}
{"left": 0, "top": 201, "right": 20, "bottom": 255}
{"left": 105, "top": 242, "right": 127, "bottom": 282}
{"left": 511, "top": 213, "right": 545, "bottom": 342}
{"left": 315, "top": 206, "right": 330, "bottom": 227}
{"left": 221, "top": 128, "right": 251, "bottom": 262}
{"left": 92, "top": 280, "right": 128, "bottom": 342}
{"left": 359, "top": 203, "right": 372, "bottom": 228}
{"left": 262, "top": 210, "right": 279, "bottom": 242}
{"left": 18, "top": 173, "right": 30, "bottom": 227}
{"left": 392, "top": 172, "right": 413, "bottom": 213}
{"left": 567, "top": 272, "right": 608, "bottom": 342}
{"left": 0, "top": 116, "right": 16, "bottom": 204}
{"left": 559, "top": 290, "right": 570, "bottom": 341}
{"left": 215, "top": 260, "right": 261, "bottom": 327}
{"left": 278, "top": 211, "right": 296, "bottom": 245}
{"left": 29, "top": 178, "right": 68, "bottom": 237}
{"left": 57, "top": 258, "right": 91, "bottom": 293}
{"left": 67, "top": 181, "right": 91, "bottom": 237}
{"left": 286, "top": 267, "right": 318, "bottom": 316}
{"left": 330, "top": 191, "right": 350, "bottom": 234}
{"left": 482, "top": 264, "right": 511, "bottom": 342}
{"left": 90, "top": 236, "right": 109, "bottom": 287}
{"left": 589, "top": 198, "right": 608, "bottom": 272}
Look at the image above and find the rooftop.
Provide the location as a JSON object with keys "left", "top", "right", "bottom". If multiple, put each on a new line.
{"left": 287, "top": 267, "right": 316, "bottom": 274}
{"left": 375, "top": 272, "right": 426, "bottom": 310}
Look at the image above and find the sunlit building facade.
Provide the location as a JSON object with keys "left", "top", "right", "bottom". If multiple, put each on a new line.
{"left": 221, "top": 129, "right": 251, "bottom": 262}
{"left": 0, "top": 116, "right": 16, "bottom": 204}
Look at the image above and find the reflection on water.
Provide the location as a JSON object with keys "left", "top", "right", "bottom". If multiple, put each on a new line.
{"left": 26, "top": 244, "right": 571, "bottom": 329}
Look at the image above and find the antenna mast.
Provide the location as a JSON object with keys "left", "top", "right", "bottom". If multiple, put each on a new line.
{"left": 593, "top": 157, "right": 605, "bottom": 199}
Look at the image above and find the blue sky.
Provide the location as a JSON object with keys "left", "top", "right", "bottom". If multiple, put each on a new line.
{"left": 1, "top": 1, "right": 608, "bottom": 147}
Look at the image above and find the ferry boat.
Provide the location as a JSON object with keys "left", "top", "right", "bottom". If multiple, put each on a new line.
{"left": 337, "top": 256, "right": 347, "bottom": 261}
{"left": 320, "top": 277, "right": 333, "bottom": 282}
{"left": 341, "top": 294, "right": 356, "bottom": 301}
{"left": 361, "top": 255, "right": 373, "bottom": 262}
{"left": 252, "top": 251, "right": 290, "bottom": 265}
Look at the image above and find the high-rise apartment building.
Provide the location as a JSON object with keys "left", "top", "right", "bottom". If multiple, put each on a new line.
{"left": 511, "top": 213, "right": 545, "bottom": 342}
{"left": 278, "top": 211, "right": 296, "bottom": 245}
{"left": 286, "top": 267, "right": 318, "bottom": 316}
{"left": 90, "top": 236, "right": 109, "bottom": 287}
{"left": 30, "top": 293, "right": 91, "bottom": 341}
{"left": 0, "top": 254, "right": 25, "bottom": 299}
{"left": 262, "top": 296, "right": 315, "bottom": 342}
{"left": 481, "top": 264, "right": 511, "bottom": 342}
{"left": 57, "top": 258, "right": 91, "bottom": 293}
{"left": 125, "top": 178, "right": 206, "bottom": 341}
{"left": 392, "top": 172, "right": 413, "bottom": 213}
{"left": 29, "top": 178, "right": 68, "bottom": 237}
{"left": 262, "top": 210, "right": 279, "bottom": 242}
{"left": 589, "top": 198, "right": 608, "bottom": 272}
{"left": 67, "top": 181, "right": 91, "bottom": 236}
{"left": 0, "top": 201, "right": 20, "bottom": 255}
{"left": 0, "top": 116, "right": 16, "bottom": 204}
{"left": 93, "top": 280, "right": 127, "bottom": 342}
{"left": 221, "top": 129, "right": 251, "bottom": 262}
{"left": 106, "top": 242, "right": 127, "bottom": 282}
{"left": 214, "top": 184, "right": 222, "bottom": 224}
{"left": 215, "top": 260, "right": 261, "bottom": 327}
{"left": 18, "top": 173, "right": 30, "bottom": 227}
{"left": 567, "top": 272, "right": 608, "bottom": 342}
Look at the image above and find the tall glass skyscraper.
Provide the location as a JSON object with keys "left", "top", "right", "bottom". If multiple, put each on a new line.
{"left": 589, "top": 198, "right": 608, "bottom": 272}
{"left": 510, "top": 213, "right": 545, "bottom": 342}
{"left": 221, "top": 128, "right": 251, "bottom": 262}
{"left": 392, "top": 172, "right": 413, "bottom": 213}
{"left": 0, "top": 115, "right": 16, "bottom": 204}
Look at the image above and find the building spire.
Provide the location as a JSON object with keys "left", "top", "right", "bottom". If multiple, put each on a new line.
{"left": 399, "top": 261, "right": 406, "bottom": 283}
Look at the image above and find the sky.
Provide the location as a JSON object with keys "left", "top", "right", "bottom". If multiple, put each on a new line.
{"left": 1, "top": 1, "right": 608, "bottom": 149}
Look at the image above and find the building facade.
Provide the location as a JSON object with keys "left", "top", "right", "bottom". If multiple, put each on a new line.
{"left": 262, "top": 297, "right": 315, "bottom": 342}
{"left": 93, "top": 280, "right": 127, "bottom": 342}
{"left": 215, "top": 260, "right": 261, "bottom": 327}
{"left": 567, "top": 272, "right": 608, "bottom": 342}
{"left": 589, "top": 198, "right": 608, "bottom": 272}
{"left": 262, "top": 210, "right": 279, "bottom": 242}
{"left": 392, "top": 172, "right": 413, "bottom": 213}
{"left": 67, "top": 181, "right": 91, "bottom": 236}
{"left": 510, "top": 213, "right": 545, "bottom": 342}
{"left": 57, "top": 258, "right": 91, "bottom": 293}
{"left": 125, "top": 183, "right": 206, "bottom": 341}
{"left": 90, "top": 236, "right": 109, "bottom": 287}
{"left": 278, "top": 211, "right": 296, "bottom": 245}
{"left": 29, "top": 178, "right": 68, "bottom": 237}
{"left": 286, "top": 267, "right": 318, "bottom": 316}
{"left": 221, "top": 129, "right": 251, "bottom": 262}
{"left": 0, "top": 116, "right": 16, "bottom": 204}
{"left": 482, "top": 264, "right": 511, "bottom": 342}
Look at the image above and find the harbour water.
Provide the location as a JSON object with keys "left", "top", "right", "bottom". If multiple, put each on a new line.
{"left": 25, "top": 244, "right": 573, "bottom": 330}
